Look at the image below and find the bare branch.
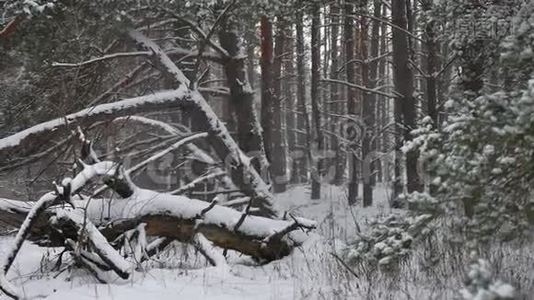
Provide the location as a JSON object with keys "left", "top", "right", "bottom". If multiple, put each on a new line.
{"left": 126, "top": 132, "right": 208, "bottom": 176}
{"left": 157, "top": 9, "right": 230, "bottom": 58}
{"left": 52, "top": 51, "right": 150, "bottom": 67}
{"left": 170, "top": 170, "right": 226, "bottom": 195}
{"left": 322, "top": 78, "right": 397, "bottom": 99}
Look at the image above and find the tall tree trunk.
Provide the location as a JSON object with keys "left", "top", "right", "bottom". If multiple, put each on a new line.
{"left": 373, "top": 0, "right": 384, "bottom": 184}
{"left": 271, "top": 17, "right": 289, "bottom": 193}
{"left": 219, "top": 21, "right": 267, "bottom": 174}
{"left": 330, "top": 1, "right": 344, "bottom": 186}
{"left": 246, "top": 30, "right": 256, "bottom": 89}
{"left": 392, "top": 0, "right": 421, "bottom": 196}
{"left": 295, "top": 8, "right": 312, "bottom": 184}
{"left": 378, "top": 1, "right": 391, "bottom": 182}
{"left": 345, "top": 0, "right": 359, "bottom": 205}
{"left": 361, "top": 0, "right": 380, "bottom": 207}
{"left": 421, "top": 0, "right": 438, "bottom": 126}
{"left": 284, "top": 26, "right": 297, "bottom": 184}
{"left": 260, "top": 16, "right": 274, "bottom": 178}
{"left": 310, "top": 3, "right": 323, "bottom": 200}
{"left": 360, "top": 0, "right": 372, "bottom": 207}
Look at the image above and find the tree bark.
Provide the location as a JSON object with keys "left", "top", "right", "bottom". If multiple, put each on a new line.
{"left": 310, "top": 3, "right": 323, "bottom": 200}
{"left": 329, "top": 1, "right": 345, "bottom": 186}
{"left": 283, "top": 26, "right": 297, "bottom": 184}
{"left": 374, "top": 0, "right": 384, "bottom": 184}
{"left": 345, "top": 0, "right": 359, "bottom": 205}
{"left": 360, "top": 0, "right": 374, "bottom": 207}
{"left": 218, "top": 20, "right": 267, "bottom": 174}
{"left": 421, "top": 0, "right": 438, "bottom": 126}
{"left": 260, "top": 16, "right": 274, "bottom": 168}
{"left": 295, "top": 7, "right": 312, "bottom": 184}
{"left": 392, "top": 0, "right": 421, "bottom": 196}
{"left": 270, "top": 17, "right": 289, "bottom": 193}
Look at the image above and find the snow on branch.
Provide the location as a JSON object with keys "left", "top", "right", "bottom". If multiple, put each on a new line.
{"left": 126, "top": 132, "right": 208, "bottom": 176}
{"left": 1, "top": 161, "right": 117, "bottom": 274}
{"left": 0, "top": 88, "right": 189, "bottom": 165}
{"left": 114, "top": 116, "right": 216, "bottom": 165}
{"left": 52, "top": 51, "right": 151, "bottom": 67}
{"left": 0, "top": 161, "right": 122, "bottom": 299}
{"left": 52, "top": 209, "right": 131, "bottom": 279}
{"left": 129, "top": 30, "right": 191, "bottom": 88}
{"left": 169, "top": 170, "right": 226, "bottom": 194}
{"left": 65, "top": 239, "right": 109, "bottom": 284}
{"left": 192, "top": 232, "right": 227, "bottom": 267}
{"left": 51, "top": 47, "right": 226, "bottom": 68}
{"left": 129, "top": 29, "right": 278, "bottom": 218}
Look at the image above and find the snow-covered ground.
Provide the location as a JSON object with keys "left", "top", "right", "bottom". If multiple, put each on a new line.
{"left": 3, "top": 184, "right": 530, "bottom": 299}
{"left": 0, "top": 184, "right": 398, "bottom": 299}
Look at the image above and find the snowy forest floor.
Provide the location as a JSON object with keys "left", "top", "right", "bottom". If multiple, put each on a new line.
{"left": 1, "top": 184, "right": 533, "bottom": 299}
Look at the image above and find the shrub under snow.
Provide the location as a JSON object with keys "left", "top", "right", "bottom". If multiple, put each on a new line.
{"left": 345, "top": 213, "right": 433, "bottom": 268}
{"left": 460, "top": 254, "right": 516, "bottom": 300}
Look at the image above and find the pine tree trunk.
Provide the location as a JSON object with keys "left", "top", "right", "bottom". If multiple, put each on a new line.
{"left": 373, "top": 0, "right": 383, "bottom": 184}
{"left": 246, "top": 31, "right": 256, "bottom": 89}
{"left": 310, "top": 3, "right": 323, "bottom": 200}
{"left": 295, "top": 8, "right": 312, "bottom": 184}
{"left": 260, "top": 16, "right": 274, "bottom": 174}
{"left": 345, "top": 0, "right": 359, "bottom": 205}
{"left": 271, "top": 17, "right": 289, "bottom": 193}
{"left": 219, "top": 21, "right": 266, "bottom": 174}
{"left": 330, "top": 1, "right": 345, "bottom": 186}
{"left": 283, "top": 26, "right": 297, "bottom": 184}
{"left": 392, "top": 0, "right": 421, "bottom": 196}
{"left": 421, "top": 0, "right": 438, "bottom": 126}
{"left": 361, "top": 0, "right": 381, "bottom": 207}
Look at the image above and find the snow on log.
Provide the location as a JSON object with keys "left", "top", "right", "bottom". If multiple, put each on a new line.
{"left": 1, "top": 161, "right": 118, "bottom": 272}
{"left": 83, "top": 186, "right": 313, "bottom": 260}
{"left": 0, "top": 185, "right": 316, "bottom": 261}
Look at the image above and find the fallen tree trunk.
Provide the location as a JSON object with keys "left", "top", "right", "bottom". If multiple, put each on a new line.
{"left": 0, "top": 190, "right": 313, "bottom": 261}
{"left": 0, "top": 159, "right": 315, "bottom": 299}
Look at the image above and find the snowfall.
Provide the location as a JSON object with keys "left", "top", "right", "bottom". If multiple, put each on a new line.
{"left": 0, "top": 185, "right": 448, "bottom": 299}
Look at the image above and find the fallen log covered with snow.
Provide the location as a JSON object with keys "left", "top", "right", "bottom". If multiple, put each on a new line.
{"left": 0, "top": 160, "right": 315, "bottom": 299}
{"left": 0, "top": 187, "right": 314, "bottom": 261}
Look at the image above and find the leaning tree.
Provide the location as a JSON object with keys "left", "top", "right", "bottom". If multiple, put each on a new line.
{"left": 0, "top": 1, "right": 316, "bottom": 299}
